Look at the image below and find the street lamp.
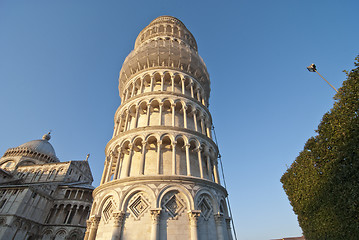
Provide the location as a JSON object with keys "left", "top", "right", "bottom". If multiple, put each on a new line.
{"left": 307, "top": 63, "right": 338, "bottom": 93}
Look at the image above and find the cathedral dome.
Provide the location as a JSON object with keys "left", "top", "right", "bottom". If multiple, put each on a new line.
{"left": 18, "top": 135, "right": 56, "bottom": 158}
{"left": 3, "top": 133, "right": 59, "bottom": 163}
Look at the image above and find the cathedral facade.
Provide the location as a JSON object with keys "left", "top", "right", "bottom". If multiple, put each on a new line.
{"left": 0, "top": 133, "right": 94, "bottom": 240}
{"left": 86, "top": 16, "right": 234, "bottom": 240}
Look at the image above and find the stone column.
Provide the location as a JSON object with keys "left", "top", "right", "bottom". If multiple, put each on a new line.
{"left": 172, "top": 141, "right": 177, "bottom": 175}
{"left": 111, "top": 211, "right": 125, "bottom": 240}
{"left": 65, "top": 205, "right": 77, "bottom": 224}
{"left": 193, "top": 110, "right": 198, "bottom": 132}
{"left": 214, "top": 213, "right": 225, "bottom": 240}
{"left": 158, "top": 103, "right": 163, "bottom": 125}
{"left": 206, "top": 121, "right": 212, "bottom": 138}
{"left": 100, "top": 157, "right": 109, "bottom": 184}
{"left": 183, "top": 105, "right": 188, "bottom": 128}
{"left": 107, "top": 153, "right": 114, "bottom": 182}
{"left": 225, "top": 217, "right": 233, "bottom": 240}
{"left": 196, "top": 89, "right": 201, "bottom": 102}
{"left": 116, "top": 114, "right": 125, "bottom": 135}
{"left": 88, "top": 215, "right": 101, "bottom": 240}
{"left": 190, "top": 82, "right": 194, "bottom": 98}
{"left": 181, "top": 78, "right": 185, "bottom": 94}
{"left": 185, "top": 143, "right": 191, "bottom": 176}
{"left": 150, "top": 76, "right": 154, "bottom": 92}
{"left": 80, "top": 190, "right": 85, "bottom": 199}
{"left": 140, "top": 141, "right": 147, "bottom": 175}
{"left": 188, "top": 210, "right": 201, "bottom": 240}
{"left": 150, "top": 208, "right": 161, "bottom": 240}
{"left": 200, "top": 116, "right": 205, "bottom": 134}
{"left": 160, "top": 75, "right": 164, "bottom": 91}
{"left": 157, "top": 141, "right": 162, "bottom": 174}
{"left": 171, "top": 75, "right": 175, "bottom": 92}
{"left": 114, "top": 152, "right": 122, "bottom": 180}
{"left": 125, "top": 144, "right": 133, "bottom": 177}
{"left": 146, "top": 105, "right": 151, "bottom": 126}
{"left": 213, "top": 160, "right": 220, "bottom": 184}
{"left": 206, "top": 155, "right": 212, "bottom": 181}
{"left": 124, "top": 90, "right": 129, "bottom": 101}
{"left": 171, "top": 103, "right": 176, "bottom": 127}
{"left": 196, "top": 147, "right": 204, "bottom": 178}
{"left": 124, "top": 111, "right": 130, "bottom": 131}
{"left": 140, "top": 78, "right": 144, "bottom": 94}
{"left": 131, "top": 84, "right": 136, "bottom": 97}
{"left": 134, "top": 106, "right": 140, "bottom": 128}
{"left": 84, "top": 220, "right": 92, "bottom": 240}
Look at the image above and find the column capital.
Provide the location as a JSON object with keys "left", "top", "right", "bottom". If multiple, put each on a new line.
{"left": 188, "top": 210, "right": 201, "bottom": 224}
{"left": 194, "top": 146, "right": 202, "bottom": 153}
{"left": 86, "top": 219, "right": 92, "bottom": 229}
{"left": 214, "top": 212, "right": 224, "bottom": 223}
{"left": 113, "top": 211, "right": 125, "bottom": 227}
{"left": 150, "top": 208, "right": 161, "bottom": 222}
{"left": 90, "top": 215, "right": 101, "bottom": 227}
{"left": 225, "top": 217, "right": 232, "bottom": 229}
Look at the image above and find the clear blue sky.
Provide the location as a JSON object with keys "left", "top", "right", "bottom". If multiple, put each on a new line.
{"left": 0, "top": 1, "right": 358, "bottom": 239}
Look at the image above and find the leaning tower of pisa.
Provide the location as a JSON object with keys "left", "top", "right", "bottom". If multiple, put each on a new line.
{"left": 85, "top": 16, "right": 234, "bottom": 240}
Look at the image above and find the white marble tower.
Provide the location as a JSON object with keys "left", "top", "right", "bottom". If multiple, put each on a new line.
{"left": 86, "top": 16, "right": 233, "bottom": 240}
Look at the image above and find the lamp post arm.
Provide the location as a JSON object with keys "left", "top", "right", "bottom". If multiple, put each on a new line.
{"left": 315, "top": 70, "right": 338, "bottom": 93}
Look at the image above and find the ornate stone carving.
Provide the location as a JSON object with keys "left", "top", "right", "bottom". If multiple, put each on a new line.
{"left": 86, "top": 220, "right": 92, "bottom": 229}
{"left": 150, "top": 208, "right": 161, "bottom": 222}
{"left": 197, "top": 195, "right": 212, "bottom": 221}
{"left": 163, "top": 194, "right": 184, "bottom": 218}
{"left": 188, "top": 210, "right": 201, "bottom": 226}
{"left": 214, "top": 212, "right": 224, "bottom": 224}
{"left": 128, "top": 194, "right": 149, "bottom": 219}
{"left": 225, "top": 217, "right": 232, "bottom": 229}
{"left": 91, "top": 215, "right": 101, "bottom": 228}
{"left": 112, "top": 211, "right": 125, "bottom": 226}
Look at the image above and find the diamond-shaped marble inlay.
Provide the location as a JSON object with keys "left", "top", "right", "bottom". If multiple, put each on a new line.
{"left": 198, "top": 197, "right": 212, "bottom": 220}
{"left": 103, "top": 200, "right": 113, "bottom": 222}
{"left": 129, "top": 195, "right": 149, "bottom": 219}
{"left": 164, "top": 195, "right": 184, "bottom": 217}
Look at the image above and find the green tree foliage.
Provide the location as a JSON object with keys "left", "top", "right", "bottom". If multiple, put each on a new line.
{"left": 281, "top": 56, "right": 359, "bottom": 240}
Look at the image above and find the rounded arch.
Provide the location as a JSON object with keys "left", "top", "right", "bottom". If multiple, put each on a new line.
{"left": 145, "top": 133, "right": 161, "bottom": 142}
{"left": 219, "top": 198, "right": 229, "bottom": 217}
{"left": 131, "top": 135, "right": 145, "bottom": 144}
{"left": 157, "top": 184, "right": 194, "bottom": 210}
{"left": 188, "top": 138, "right": 200, "bottom": 148}
{"left": 42, "top": 227, "right": 53, "bottom": 236}
{"left": 96, "top": 190, "right": 121, "bottom": 214}
{"left": 160, "top": 133, "right": 174, "bottom": 143}
{"left": 67, "top": 229, "right": 83, "bottom": 240}
{"left": 120, "top": 139, "right": 131, "bottom": 150}
{"left": 55, "top": 228, "right": 67, "bottom": 238}
{"left": 120, "top": 185, "right": 156, "bottom": 211}
{"left": 194, "top": 188, "right": 219, "bottom": 213}
{"left": 174, "top": 134, "right": 189, "bottom": 145}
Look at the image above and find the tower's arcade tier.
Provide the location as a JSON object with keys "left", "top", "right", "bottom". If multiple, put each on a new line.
{"left": 87, "top": 16, "right": 234, "bottom": 240}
